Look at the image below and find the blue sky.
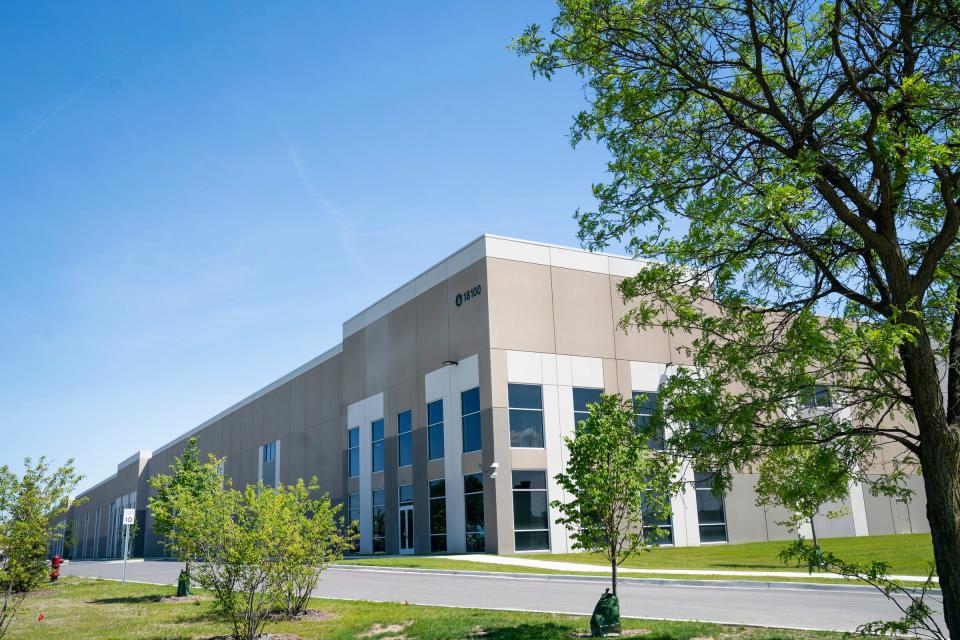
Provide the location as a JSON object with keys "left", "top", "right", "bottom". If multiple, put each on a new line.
{"left": 0, "top": 2, "right": 611, "bottom": 492}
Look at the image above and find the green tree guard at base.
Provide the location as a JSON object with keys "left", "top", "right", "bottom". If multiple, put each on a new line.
{"left": 176, "top": 569, "right": 191, "bottom": 597}
{"left": 590, "top": 589, "right": 621, "bottom": 637}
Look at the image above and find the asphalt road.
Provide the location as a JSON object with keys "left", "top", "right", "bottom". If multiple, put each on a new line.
{"left": 62, "top": 560, "right": 947, "bottom": 634}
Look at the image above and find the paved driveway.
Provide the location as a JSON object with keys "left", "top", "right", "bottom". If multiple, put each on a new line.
{"left": 62, "top": 560, "right": 947, "bottom": 634}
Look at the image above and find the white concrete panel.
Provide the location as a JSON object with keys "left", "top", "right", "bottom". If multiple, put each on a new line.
{"left": 570, "top": 356, "right": 604, "bottom": 388}
{"left": 608, "top": 256, "right": 648, "bottom": 278}
{"left": 444, "top": 377, "right": 465, "bottom": 553}
{"left": 424, "top": 357, "right": 479, "bottom": 554}
{"left": 848, "top": 479, "right": 870, "bottom": 536}
{"left": 425, "top": 365, "right": 450, "bottom": 403}
{"left": 353, "top": 394, "right": 381, "bottom": 555}
{"left": 555, "top": 355, "right": 573, "bottom": 387}
{"left": 365, "top": 393, "right": 385, "bottom": 422}
{"left": 630, "top": 361, "right": 668, "bottom": 391}
{"left": 451, "top": 354, "right": 480, "bottom": 391}
{"left": 347, "top": 400, "right": 364, "bottom": 429}
{"left": 485, "top": 236, "right": 552, "bottom": 265}
{"left": 540, "top": 384, "right": 569, "bottom": 553}
{"left": 540, "top": 354, "right": 559, "bottom": 386}
{"left": 549, "top": 247, "right": 610, "bottom": 273}
{"left": 274, "top": 440, "right": 281, "bottom": 487}
{"left": 506, "top": 351, "right": 544, "bottom": 384}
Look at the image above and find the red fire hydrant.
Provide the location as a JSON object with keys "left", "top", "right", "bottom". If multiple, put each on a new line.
{"left": 49, "top": 555, "right": 62, "bottom": 582}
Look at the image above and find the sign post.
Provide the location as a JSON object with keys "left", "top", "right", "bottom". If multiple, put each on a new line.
{"left": 121, "top": 508, "right": 135, "bottom": 585}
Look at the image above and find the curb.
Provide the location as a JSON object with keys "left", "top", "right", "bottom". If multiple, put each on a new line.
{"left": 331, "top": 563, "right": 943, "bottom": 595}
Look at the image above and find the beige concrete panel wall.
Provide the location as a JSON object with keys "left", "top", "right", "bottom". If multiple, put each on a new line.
{"left": 448, "top": 260, "right": 490, "bottom": 361}
{"left": 551, "top": 267, "right": 616, "bottom": 358}
{"left": 488, "top": 349, "right": 508, "bottom": 409}
{"left": 342, "top": 332, "right": 365, "bottom": 407}
{"left": 364, "top": 316, "right": 389, "bottom": 398}
{"left": 281, "top": 428, "right": 307, "bottom": 487}
{"left": 388, "top": 300, "right": 418, "bottom": 387}
{"left": 510, "top": 449, "right": 548, "bottom": 470}
{"left": 426, "top": 460, "right": 445, "bottom": 481}
{"left": 810, "top": 500, "right": 857, "bottom": 538}
{"left": 602, "top": 358, "right": 620, "bottom": 395}
{"left": 723, "top": 474, "right": 771, "bottom": 543}
{"left": 487, "top": 259, "right": 556, "bottom": 354}
{"left": 461, "top": 450, "right": 484, "bottom": 479}
{"left": 904, "top": 473, "right": 930, "bottom": 533}
{"left": 416, "top": 282, "right": 451, "bottom": 374}
{"left": 609, "top": 276, "right": 674, "bottom": 363}
{"left": 488, "top": 406, "right": 514, "bottom": 554}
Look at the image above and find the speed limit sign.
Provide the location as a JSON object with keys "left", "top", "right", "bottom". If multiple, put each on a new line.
{"left": 122, "top": 509, "right": 135, "bottom": 526}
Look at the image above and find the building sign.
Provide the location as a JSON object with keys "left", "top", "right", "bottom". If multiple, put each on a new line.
{"left": 455, "top": 285, "right": 482, "bottom": 307}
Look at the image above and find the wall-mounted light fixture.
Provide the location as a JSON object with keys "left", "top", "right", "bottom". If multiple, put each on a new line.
{"left": 489, "top": 461, "right": 499, "bottom": 479}
{"left": 442, "top": 360, "right": 459, "bottom": 366}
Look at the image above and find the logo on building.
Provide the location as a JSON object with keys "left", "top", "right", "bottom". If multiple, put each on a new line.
{"left": 455, "top": 285, "right": 482, "bottom": 307}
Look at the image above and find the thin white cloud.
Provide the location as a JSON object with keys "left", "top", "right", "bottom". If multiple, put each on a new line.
{"left": 287, "top": 146, "right": 375, "bottom": 279}
{"left": 22, "top": 46, "right": 133, "bottom": 142}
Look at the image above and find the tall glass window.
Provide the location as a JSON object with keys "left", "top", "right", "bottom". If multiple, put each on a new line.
{"left": 347, "top": 493, "right": 360, "bottom": 552}
{"left": 461, "top": 387, "right": 481, "bottom": 453}
{"left": 397, "top": 410, "right": 413, "bottom": 467}
{"left": 695, "top": 472, "right": 728, "bottom": 543}
{"left": 573, "top": 387, "right": 603, "bottom": 427}
{"left": 633, "top": 391, "right": 663, "bottom": 450}
{"left": 512, "top": 470, "right": 550, "bottom": 551}
{"left": 508, "top": 384, "right": 544, "bottom": 448}
{"left": 372, "top": 419, "right": 385, "bottom": 473}
{"left": 464, "top": 473, "right": 485, "bottom": 552}
{"left": 427, "top": 400, "right": 444, "bottom": 460}
{"left": 429, "top": 479, "right": 447, "bottom": 552}
{"left": 263, "top": 441, "right": 276, "bottom": 462}
{"left": 348, "top": 428, "right": 360, "bottom": 478}
{"left": 642, "top": 494, "right": 673, "bottom": 545}
{"left": 372, "top": 489, "right": 386, "bottom": 553}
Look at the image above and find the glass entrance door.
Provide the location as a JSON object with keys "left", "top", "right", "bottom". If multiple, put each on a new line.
{"left": 399, "top": 504, "right": 414, "bottom": 554}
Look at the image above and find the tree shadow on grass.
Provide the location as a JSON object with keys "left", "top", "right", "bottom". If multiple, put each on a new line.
{"left": 89, "top": 594, "right": 164, "bottom": 605}
{"left": 478, "top": 623, "right": 574, "bottom": 639}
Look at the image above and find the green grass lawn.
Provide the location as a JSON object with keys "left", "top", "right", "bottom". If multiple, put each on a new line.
{"left": 340, "top": 533, "right": 935, "bottom": 585}
{"left": 530, "top": 534, "right": 935, "bottom": 576}
{"left": 6, "top": 576, "right": 843, "bottom": 640}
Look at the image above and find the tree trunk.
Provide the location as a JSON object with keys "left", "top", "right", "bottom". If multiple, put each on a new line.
{"left": 809, "top": 516, "right": 818, "bottom": 550}
{"left": 899, "top": 337, "right": 960, "bottom": 639}
{"left": 611, "top": 544, "right": 618, "bottom": 596}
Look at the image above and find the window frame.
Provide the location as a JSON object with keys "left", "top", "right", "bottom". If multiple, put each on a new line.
{"left": 427, "top": 399, "right": 444, "bottom": 461}
{"left": 347, "top": 427, "right": 360, "bottom": 478}
{"left": 371, "top": 419, "right": 385, "bottom": 473}
{"left": 511, "top": 469, "right": 551, "bottom": 552}
{"left": 372, "top": 488, "right": 386, "bottom": 553}
{"left": 463, "top": 472, "right": 485, "bottom": 552}
{"left": 461, "top": 387, "right": 482, "bottom": 453}
{"left": 428, "top": 478, "right": 447, "bottom": 553}
{"left": 397, "top": 410, "right": 413, "bottom": 468}
{"left": 508, "top": 383, "right": 545, "bottom": 449}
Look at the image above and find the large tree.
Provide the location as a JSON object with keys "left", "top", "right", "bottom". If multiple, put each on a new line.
{"left": 516, "top": 0, "right": 960, "bottom": 635}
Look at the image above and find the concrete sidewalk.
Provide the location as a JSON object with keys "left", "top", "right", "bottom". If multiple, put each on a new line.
{"left": 437, "top": 553, "right": 938, "bottom": 583}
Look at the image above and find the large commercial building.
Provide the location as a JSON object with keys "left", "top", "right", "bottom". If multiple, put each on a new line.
{"left": 55, "top": 234, "right": 930, "bottom": 560}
